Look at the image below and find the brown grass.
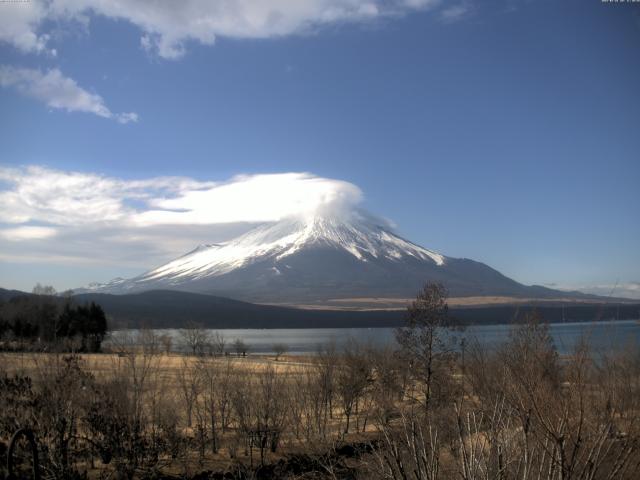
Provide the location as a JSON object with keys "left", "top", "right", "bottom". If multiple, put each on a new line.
{"left": 264, "top": 295, "right": 634, "bottom": 310}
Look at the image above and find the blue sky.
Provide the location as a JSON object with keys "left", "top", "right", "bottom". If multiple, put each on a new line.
{"left": 0, "top": 0, "right": 639, "bottom": 297}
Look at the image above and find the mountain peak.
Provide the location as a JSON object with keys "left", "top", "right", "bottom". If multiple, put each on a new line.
{"left": 79, "top": 211, "right": 573, "bottom": 302}
{"left": 92, "top": 213, "right": 447, "bottom": 292}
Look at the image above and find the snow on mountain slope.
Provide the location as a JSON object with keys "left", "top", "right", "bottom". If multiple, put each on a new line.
{"left": 82, "top": 277, "right": 127, "bottom": 291}
{"left": 139, "top": 214, "right": 445, "bottom": 285}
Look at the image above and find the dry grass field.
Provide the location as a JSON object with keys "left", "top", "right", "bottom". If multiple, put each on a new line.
{"left": 1, "top": 316, "right": 640, "bottom": 479}
{"left": 0, "top": 347, "right": 386, "bottom": 479}
{"left": 269, "top": 295, "right": 636, "bottom": 310}
{"left": 0, "top": 351, "right": 315, "bottom": 378}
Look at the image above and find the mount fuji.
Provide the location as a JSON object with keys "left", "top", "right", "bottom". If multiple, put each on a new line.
{"left": 81, "top": 211, "right": 570, "bottom": 305}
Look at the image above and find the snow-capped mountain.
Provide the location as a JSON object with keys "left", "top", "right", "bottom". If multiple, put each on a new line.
{"left": 82, "top": 212, "right": 559, "bottom": 303}
{"left": 142, "top": 214, "right": 445, "bottom": 279}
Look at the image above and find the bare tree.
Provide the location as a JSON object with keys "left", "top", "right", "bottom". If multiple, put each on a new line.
{"left": 395, "top": 282, "right": 462, "bottom": 413}
{"left": 372, "top": 406, "right": 441, "bottom": 480}
{"left": 196, "top": 356, "right": 234, "bottom": 454}
{"left": 459, "top": 314, "right": 640, "bottom": 480}
{"left": 32, "top": 283, "right": 57, "bottom": 296}
{"left": 231, "top": 365, "right": 288, "bottom": 466}
{"left": 336, "top": 339, "right": 372, "bottom": 434}
{"left": 317, "top": 342, "right": 338, "bottom": 427}
{"left": 179, "top": 322, "right": 211, "bottom": 356}
{"left": 233, "top": 338, "right": 249, "bottom": 357}
{"left": 158, "top": 334, "right": 173, "bottom": 354}
{"left": 370, "top": 345, "right": 405, "bottom": 426}
{"left": 289, "top": 360, "right": 334, "bottom": 442}
{"left": 139, "top": 327, "right": 161, "bottom": 355}
{"left": 210, "top": 331, "right": 225, "bottom": 356}
{"left": 176, "top": 358, "right": 200, "bottom": 428}
{"left": 273, "top": 343, "right": 288, "bottom": 361}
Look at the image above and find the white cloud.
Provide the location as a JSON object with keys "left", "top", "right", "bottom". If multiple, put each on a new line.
{"left": 0, "top": 1, "right": 53, "bottom": 55}
{"left": 1, "top": 0, "right": 441, "bottom": 59}
{"left": 0, "top": 166, "right": 364, "bottom": 267}
{"left": 0, "top": 166, "right": 360, "bottom": 227}
{"left": 115, "top": 112, "right": 139, "bottom": 124}
{"left": 135, "top": 173, "right": 362, "bottom": 226}
{"left": 0, "top": 226, "right": 58, "bottom": 241}
{"left": 0, "top": 65, "right": 138, "bottom": 123}
{"left": 549, "top": 282, "right": 640, "bottom": 300}
{"left": 590, "top": 283, "right": 640, "bottom": 300}
{"left": 440, "top": 3, "right": 470, "bottom": 22}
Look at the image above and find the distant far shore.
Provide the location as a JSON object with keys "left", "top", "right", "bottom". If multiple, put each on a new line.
{"left": 265, "top": 295, "right": 639, "bottom": 311}
{"left": 104, "top": 301, "right": 640, "bottom": 330}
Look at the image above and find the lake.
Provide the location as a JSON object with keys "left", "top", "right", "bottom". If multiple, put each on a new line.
{"left": 111, "top": 319, "right": 640, "bottom": 355}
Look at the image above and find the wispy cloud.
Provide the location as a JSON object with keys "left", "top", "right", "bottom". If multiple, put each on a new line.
{"left": 440, "top": 3, "right": 470, "bottom": 23}
{"left": 0, "top": 66, "right": 138, "bottom": 123}
{"left": 1, "top": 0, "right": 442, "bottom": 59}
{"left": 0, "top": 166, "right": 364, "bottom": 267}
{"left": 0, "top": 226, "right": 58, "bottom": 241}
{"left": 547, "top": 282, "right": 640, "bottom": 300}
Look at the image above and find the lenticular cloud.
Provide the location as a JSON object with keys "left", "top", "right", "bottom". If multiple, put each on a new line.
{"left": 0, "top": 166, "right": 367, "bottom": 266}
{"left": 135, "top": 173, "right": 363, "bottom": 226}
{"left": 0, "top": 166, "right": 363, "bottom": 230}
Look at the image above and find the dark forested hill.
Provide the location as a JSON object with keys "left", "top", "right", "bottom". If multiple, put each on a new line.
{"left": 73, "top": 290, "right": 404, "bottom": 328}
{"left": 75, "top": 289, "right": 640, "bottom": 329}
{"left": 2, "top": 288, "right": 638, "bottom": 329}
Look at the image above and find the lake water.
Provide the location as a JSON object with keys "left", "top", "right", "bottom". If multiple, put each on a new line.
{"left": 112, "top": 319, "right": 640, "bottom": 356}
